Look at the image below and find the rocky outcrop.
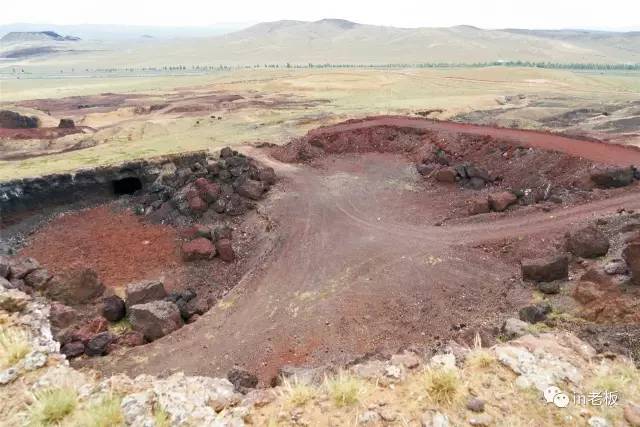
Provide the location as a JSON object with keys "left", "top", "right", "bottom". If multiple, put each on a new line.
{"left": 2, "top": 282, "right": 638, "bottom": 426}
{"left": 0, "top": 151, "right": 208, "bottom": 221}
{"left": 0, "top": 110, "right": 39, "bottom": 129}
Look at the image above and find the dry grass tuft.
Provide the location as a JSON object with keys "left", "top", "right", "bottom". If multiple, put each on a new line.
{"left": 27, "top": 387, "right": 78, "bottom": 426}
{"left": 279, "top": 376, "right": 317, "bottom": 407}
{"left": 0, "top": 327, "right": 31, "bottom": 368}
{"left": 153, "top": 406, "right": 171, "bottom": 427}
{"left": 422, "top": 367, "right": 460, "bottom": 405}
{"left": 109, "top": 318, "right": 133, "bottom": 335}
{"left": 325, "top": 371, "right": 367, "bottom": 407}
{"left": 73, "top": 394, "right": 123, "bottom": 427}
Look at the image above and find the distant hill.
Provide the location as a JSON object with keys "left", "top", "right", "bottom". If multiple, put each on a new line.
{"left": 1, "top": 31, "right": 80, "bottom": 43}
{"left": 1, "top": 19, "right": 639, "bottom": 67}
{"left": 201, "top": 19, "right": 640, "bottom": 64}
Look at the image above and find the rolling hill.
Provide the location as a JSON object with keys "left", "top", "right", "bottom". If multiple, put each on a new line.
{"left": 1, "top": 19, "right": 639, "bottom": 67}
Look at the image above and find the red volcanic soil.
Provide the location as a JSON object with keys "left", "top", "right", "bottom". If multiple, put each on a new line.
{"left": 21, "top": 206, "right": 182, "bottom": 288}
{"left": 304, "top": 116, "right": 640, "bottom": 166}
{"left": 0, "top": 126, "right": 89, "bottom": 140}
{"left": 67, "top": 117, "right": 640, "bottom": 384}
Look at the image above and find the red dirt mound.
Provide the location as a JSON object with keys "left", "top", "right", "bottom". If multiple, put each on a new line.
{"left": 21, "top": 206, "right": 181, "bottom": 288}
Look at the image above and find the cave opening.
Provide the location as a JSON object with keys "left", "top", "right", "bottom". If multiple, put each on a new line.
{"left": 112, "top": 177, "right": 142, "bottom": 195}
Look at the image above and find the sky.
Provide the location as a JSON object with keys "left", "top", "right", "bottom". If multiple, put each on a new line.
{"left": 2, "top": 0, "right": 638, "bottom": 30}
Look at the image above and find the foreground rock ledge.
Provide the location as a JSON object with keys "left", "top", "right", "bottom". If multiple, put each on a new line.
{"left": 2, "top": 281, "right": 638, "bottom": 426}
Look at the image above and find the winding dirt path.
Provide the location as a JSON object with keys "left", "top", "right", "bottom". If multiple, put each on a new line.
{"left": 85, "top": 118, "right": 640, "bottom": 383}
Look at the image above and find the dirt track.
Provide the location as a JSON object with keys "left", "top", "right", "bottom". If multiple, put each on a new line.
{"left": 81, "top": 118, "right": 640, "bottom": 383}
{"left": 308, "top": 116, "right": 640, "bottom": 166}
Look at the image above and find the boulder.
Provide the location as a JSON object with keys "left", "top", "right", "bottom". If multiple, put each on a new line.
{"left": 502, "top": 317, "right": 529, "bottom": 339}
{"left": 23, "top": 268, "right": 51, "bottom": 289}
{"left": 58, "top": 118, "right": 75, "bottom": 128}
{"left": 468, "top": 177, "right": 486, "bottom": 190}
{"left": 257, "top": 167, "right": 276, "bottom": 185}
{"left": 434, "top": 167, "right": 457, "bottom": 183}
{"left": 125, "top": 280, "right": 167, "bottom": 308}
{"left": 518, "top": 303, "right": 551, "bottom": 324}
{"left": 8, "top": 257, "right": 40, "bottom": 280}
{"left": 176, "top": 297, "right": 208, "bottom": 320}
{"left": 182, "top": 238, "right": 216, "bottom": 261}
{"left": 468, "top": 198, "right": 490, "bottom": 216}
{"left": 215, "top": 239, "right": 235, "bottom": 262}
{"left": 236, "top": 179, "right": 265, "bottom": 200}
{"left": 187, "top": 194, "right": 207, "bottom": 214}
{"left": 227, "top": 367, "right": 259, "bottom": 392}
{"left": 537, "top": 281, "right": 560, "bottom": 295}
{"left": 102, "top": 295, "right": 126, "bottom": 322}
{"left": 213, "top": 225, "right": 233, "bottom": 241}
{"left": 622, "top": 242, "right": 640, "bottom": 285}
{"left": 521, "top": 255, "right": 568, "bottom": 282}
{"left": 129, "top": 300, "right": 183, "bottom": 341}
{"left": 85, "top": 332, "right": 113, "bottom": 357}
{"left": 194, "top": 178, "right": 220, "bottom": 203}
{"left": 488, "top": 191, "right": 518, "bottom": 212}
{"left": 118, "top": 331, "right": 145, "bottom": 347}
{"left": 590, "top": 167, "right": 635, "bottom": 188}
{"left": 61, "top": 341, "right": 85, "bottom": 358}
{"left": 46, "top": 268, "right": 105, "bottom": 305}
{"left": 49, "top": 302, "right": 77, "bottom": 329}
{"left": 566, "top": 226, "right": 610, "bottom": 258}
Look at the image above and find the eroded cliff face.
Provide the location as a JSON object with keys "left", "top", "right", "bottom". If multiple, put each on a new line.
{"left": 0, "top": 151, "right": 208, "bottom": 222}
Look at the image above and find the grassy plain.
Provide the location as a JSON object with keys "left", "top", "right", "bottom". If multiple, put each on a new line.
{"left": 1, "top": 67, "right": 639, "bottom": 180}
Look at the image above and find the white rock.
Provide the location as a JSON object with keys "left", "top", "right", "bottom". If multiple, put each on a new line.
{"left": 502, "top": 318, "right": 529, "bottom": 339}
{"left": 588, "top": 416, "right": 609, "bottom": 427}
{"left": 121, "top": 390, "right": 154, "bottom": 426}
{"left": 0, "top": 367, "right": 19, "bottom": 385}
{"left": 430, "top": 353, "right": 457, "bottom": 370}
{"left": 23, "top": 351, "right": 47, "bottom": 371}
{"left": 153, "top": 373, "right": 240, "bottom": 426}
{"left": 421, "top": 411, "right": 449, "bottom": 427}
{"left": 359, "top": 410, "right": 381, "bottom": 424}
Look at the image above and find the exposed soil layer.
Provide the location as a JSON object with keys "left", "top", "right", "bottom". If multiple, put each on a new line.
{"left": 277, "top": 115, "right": 640, "bottom": 166}
{"left": 20, "top": 206, "right": 182, "bottom": 288}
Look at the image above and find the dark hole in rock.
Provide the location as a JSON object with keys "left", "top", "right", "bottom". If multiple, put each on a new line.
{"left": 112, "top": 177, "right": 142, "bottom": 195}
